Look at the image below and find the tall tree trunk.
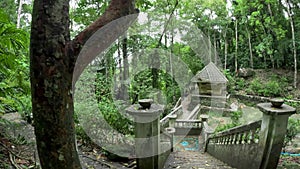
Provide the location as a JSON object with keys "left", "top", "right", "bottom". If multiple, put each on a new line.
{"left": 30, "top": 1, "right": 81, "bottom": 168}
{"left": 208, "top": 30, "right": 212, "bottom": 63}
{"left": 246, "top": 27, "right": 253, "bottom": 68}
{"left": 17, "top": 0, "right": 23, "bottom": 28}
{"left": 286, "top": 0, "right": 297, "bottom": 88}
{"left": 118, "top": 39, "right": 122, "bottom": 77}
{"left": 270, "top": 53, "right": 275, "bottom": 69}
{"left": 235, "top": 19, "right": 238, "bottom": 73}
{"left": 151, "top": 56, "right": 159, "bottom": 89}
{"left": 224, "top": 35, "right": 228, "bottom": 70}
{"left": 222, "top": 25, "right": 228, "bottom": 70}
{"left": 122, "top": 37, "right": 129, "bottom": 100}
{"left": 30, "top": 0, "right": 137, "bottom": 168}
{"left": 214, "top": 32, "right": 218, "bottom": 64}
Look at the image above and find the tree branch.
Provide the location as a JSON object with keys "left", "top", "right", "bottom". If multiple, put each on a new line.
{"left": 71, "top": 0, "right": 137, "bottom": 51}
{"left": 157, "top": 0, "right": 178, "bottom": 47}
{"left": 68, "top": 0, "right": 138, "bottom": 84}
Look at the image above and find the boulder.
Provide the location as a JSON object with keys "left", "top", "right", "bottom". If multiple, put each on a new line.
{"left": 237, "top": 68, "right": 255, "bottom": 78}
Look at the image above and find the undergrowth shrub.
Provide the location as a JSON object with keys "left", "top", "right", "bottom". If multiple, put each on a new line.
{"left": 223, "top": 70, "right": 236, "bottom": 93}
{"left": 246, "top": 75, "right": 288, "bottom": 97}
{"left": 98, "top": 98, "right": 133, "bottom": 135}
{"left": 236, "top": 78, "right": 246, "bottom": 90}
{"left": 283, "top": 118, "right": 300, "bottom": 151}
{"left": 215, "top": 110, "right": 242, "bottom": 132}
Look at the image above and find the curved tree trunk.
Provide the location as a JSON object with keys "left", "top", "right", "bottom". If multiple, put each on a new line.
{"left": 30, "top": 0, "right": 137, "bottom": 168}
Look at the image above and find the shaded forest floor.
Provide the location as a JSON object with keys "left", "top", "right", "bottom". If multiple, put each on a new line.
{"left": 0, "top": 113, "right": 136, "bottom": 169}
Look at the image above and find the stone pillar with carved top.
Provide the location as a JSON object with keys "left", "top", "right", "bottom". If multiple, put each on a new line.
{"left": 168, "top": 114, "right": 177, "bottom": 128}
{"left": 257, "top": 100, "right": 296, "bottom": 169}
{"left": 125, "top": 99, "right": 164, "bottom": 169}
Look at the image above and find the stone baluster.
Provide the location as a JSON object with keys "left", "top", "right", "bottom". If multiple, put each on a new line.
{"left": 250, "top": 130, "right": 255, "bottom": 144}
{"left": 244, "top": 131, "right": 249, "bottom": 144}
{"left": 230, "top": 134, "right": 234, "bottom": 144}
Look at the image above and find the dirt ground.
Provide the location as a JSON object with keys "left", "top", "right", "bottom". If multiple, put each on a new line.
{"left": 0, "top": 113, "right": 135, "bottom": 169}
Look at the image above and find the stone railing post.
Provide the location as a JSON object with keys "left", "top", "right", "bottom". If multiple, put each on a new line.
{"left": 257, "top": 102, "right": 296, "bottom": 169}
{"left": 200, "top": 114, "right": 214, "bottom": 151}
{"left": 165, "top": 127, "right": 175, "bottom": 152}
{"left": 168, "top": 114, "right": 177, "bottom": 128}
{"left": 126, "top": 99, "right": 164, "bottom": 169}
{"left": 200, "top": 114, "right": 209, "bottom": 122}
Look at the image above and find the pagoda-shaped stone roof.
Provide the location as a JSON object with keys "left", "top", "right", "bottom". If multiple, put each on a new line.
{"left": 191, "top": 62, "right": 228, "bottom": 83}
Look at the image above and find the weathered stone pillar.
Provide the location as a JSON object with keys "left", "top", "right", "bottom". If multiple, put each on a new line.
{"left": 257, "top": 101, "right": 296, "bottom": 169}
{"left": 165, "top": 127, "right": 175, "bottom": 152}
{"left": 200, "top": 114, "right": 213, "bottom": 151}
{"left": 168, "top": 114, "right": 177, "bottom": 128}
{"left": 126, "top": 99, "right": 164, "bottom": 169}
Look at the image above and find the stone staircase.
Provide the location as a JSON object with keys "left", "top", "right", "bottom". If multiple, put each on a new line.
{"left": 162, "top": 135, "right": 233, "bottom": 169}
{"left": 163, "top": 151, "right": 233, "bottom": 169}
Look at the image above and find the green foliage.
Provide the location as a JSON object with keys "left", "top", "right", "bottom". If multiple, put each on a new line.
{"left": 247, "top": 78, "right": 263, "bottom": 95}
{"left": 283, "top": 118, "right": 300, "bottom": 151}
{"left": 135, "top": 0, "right": 153, "bottom": 11}
{"left": 215, "top": 123, "right": 237, "bottom": 133}
{"left": 215, "top": 110, "right": 242, "bottom": 132}
{"left": 0, "top": 0, "right": 17, "bottom": 23}
{"left": 98, "top": 98, "right": 133, "bottom": 135}
{"left": 172, "top": 43, "right": 204, "bottom": 74}
{"left": 75, "top": 123, "right": 92, "bottom": 145}
{"left": 264, "top": 81, "right": 281, "bottom": 96}
{"left": 246, "top": 75, "right": 288, "bottom": 97}
{"left": 129, "top": 70, "right": 154, "bottom": 103}
{"left": 236, "top": 78, "right": 246, "bottom": 90}
{"left": 0, "top": 9, "right": 31, "bottom": 117}
{"left": 223, "top": 70, "right": 236, "bottom": 93}
{"left": 284, "top": 100, "right": 300, "bottom": 114}
{"left": 95, "top": 71, "right": 133, "bottom": 135}
{"left": 231, "top": 110, "right": 242, "bottom": 125}
{"left": 70, "top": 0, "right": 109, "bottom": 37}
{"left": 0, "top": 118, "right": 28, "bottom": 145}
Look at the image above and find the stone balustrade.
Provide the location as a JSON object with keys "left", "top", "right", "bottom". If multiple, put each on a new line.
{"left": 205, "top": 102, "right": 296, "bottom": 169}
{"left": 208, "top": 120, "right": 261, "bottom": 145}
{"left": 174, "top": 119, "right": 202, "bottom": 128}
